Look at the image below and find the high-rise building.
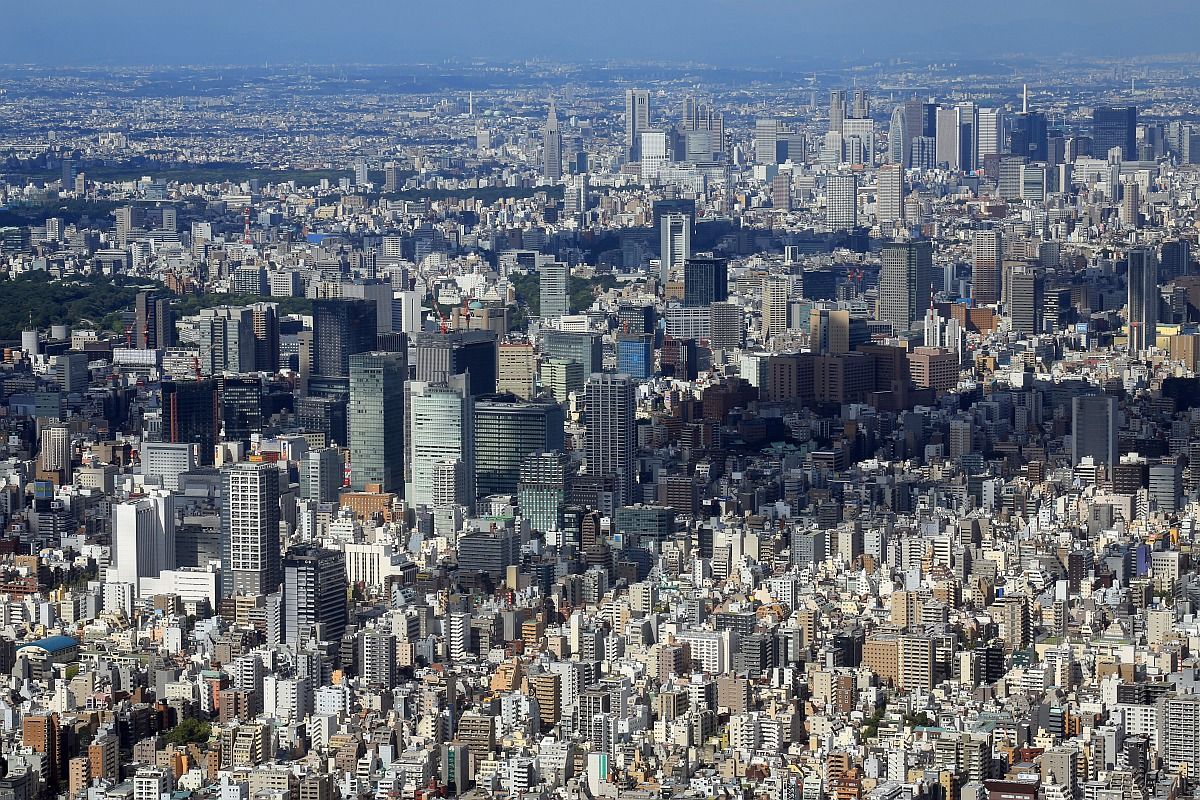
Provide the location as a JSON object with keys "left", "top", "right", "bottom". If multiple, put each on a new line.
{"left": 218, "top": 375, "right": 263, "bottom": 445}
{"left": 540, "top": 261, "right": 570, "bottom": 319}
{"left": 408, "top": 375, "right": 475, "bottom": 510}
{"left": 1161, "top": 240, "right": 1192, "bottom": 281}
{"left": 349, "top": 351, "right": 406, "bottom": 493}
{"left": 249, "top": 302, "right": 280, "bottom": 373}
{"left": 541, "top": 330, "right": 603, "bottom": 375}
{"left": 1010, "top": 111, "right": 1047, "bottom": 161}
{"left": 414, "top": 330, "right": 497, "bottom": 395}
{"left": 1093, "top": 106, "right": 1137, "bottom": 161}
{"left": 1072, "top": 394, "right": 1118, "bottom": 467}
{"left": 1121, "top": 181, "right": 1141, "bottom": 228}
{"left": 312, "top": 299, "right": 377, "bottom": 380}
{"left": 282, "top": 545, "right": 347, "bottom": 649}
{"left": 1007, "top": 265, "right": 1042, "bottom": 336}
{"left": 161, "top": 379, "right": 219, "bottom": 466}
{"left": 221, "top": 462, "right": 281, "bottom": 597}
{"left": 761, "top": 276, "right": 790, "bottom": 342}
{"left": 710, "top": 302, "right": 745, "bottom": 350}
{"left": 639, "top": 130, "right": 670, "bottom": 183}
{"left": 660, "top": 213, "right": 691, "bottom": 283}
{"left": 826, "top": 173, "right": 858, "bottom": 229}
{"left": 851, "top": 89, "right": 869, "bottom": 120}
{"left": 1158, "top": 695, "right": 1200, "bottom": 777}
{"left": 624, "top": 89, "right": 650, "bottom": 162}
{"left": 497, "top": 342, "right": 536, "bottom": 400}
{"left": 111, "top": 489, "right": 175, "bottom": 596}
{"left": 683, "top": 257, "right": 729, "bottom": 307}
{"left": 542, "top": 99, "right": 562, "bottom": 181}
{"left": 877, "top": 165, "right": 905, "bottom": 224}
{"left": 300, "top": 447, "right": 342, "bottom": 503}
{"left": 583, "top": 373, "right": 636, "bottom": 507}
{"left": 877, "top": 241, "right": 934, "bottom": 334}
{"left": 972, "top": 229, "right": 1003, "bottom": 306}
{"left": 888, "top": 105, "right": 907, "bottom": 165}
{"left": 977, "top": 107, "right": 1007, "bottom": 160}
{"left": 1127, "top": 247, "right": 1158, "bottom": 352}
{"left": 474, "top": 394, "right": 564, "bottom": 496}
{"left": 617, "top": 334, "right": 654, "bottom": 379}
{"left": 39, "top": 424, "right": 71, "bottom": 476}
{"left": 197, "top": 307, "right": 255, "bottom": 375}
{"left": 135, "top": 291, "right": 175, "bottom": 350}
{"left": 518, "top": 451, "right": 569, "bottom": 534}
{"left": 755, "top": 118, "right": 783, "bottom": 165}
{"left": 829, "top": 90, "right": 847, "bottom": 134}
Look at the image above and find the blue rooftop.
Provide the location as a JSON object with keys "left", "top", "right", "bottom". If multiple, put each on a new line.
{"left": 18, "top": 635, "right": 79, "bottom": 654}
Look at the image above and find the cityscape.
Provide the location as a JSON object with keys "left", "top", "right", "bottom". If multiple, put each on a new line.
{"left": 3, "top": 5, "right": 1200, "bottom": 800}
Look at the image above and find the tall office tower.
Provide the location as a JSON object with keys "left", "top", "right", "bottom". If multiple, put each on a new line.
{"left": 771, "top": 171, "right": 792, "bottom": 210}
{"left": 408, "top": 375, "right": 475, "bottom": 510}
{"left": 710, "top": 302, "right": 745, "bottom": 350}
{"left": 542, "top": 330, "right": 604, "bottom": 375}
{"left": 584, "top": 373, "right": 636, "bottom": 507}
{"left": 249, "top": 302, "right": 280, "bottom": 373}
{"left": 639, "top": 130, "right": 669, "bottom": 182}
{"left": 888, "top": 106, "right": 906, "bottom": 165}
{"left": 877, "top": 165, "right": 905, "bottom": 224}
{"left": 878, "top": 241, "right": 934, "bottom": 334}
{"left": 221, "top": 461, "right": 281, "bottom": 597}
{"left": 474, "top": 394, "right": 565, "bottom": 495}
{"left": 383, "top": 162, "right": 403, "bottom": 193}
{"left": 111, "top": 489, "right": 175, "bottom": 596}
{"left": 761, "top": 276, "right": 790, "bottom": 342}
{"left": 1121, "top": 182, "right": 1141, "bottom": 228}
{"left": 218, "top": 375, "right": 264, "bottom": 445}
{"left": 540, "top": 261, "right": 570, "bottom": 319}
{"left": 1093, "top": 106, "right": 1137, "bottom": 161}
{"left": 413, "top": 330, "right": 497, "bottom": 395}
{"left": 829, "top": 90, "right": 847, "bottom": 133}
{"left": 39, "top": 424, "right": 71, "bottom": 476}
{"left": 498, "top": 342, "right": 536, "bottom": 400}
{"left": 518, "top": 451, "right": 569, "bottom": 534}
{"left": 197, "top": 307, "right": 255, "bottom": 375}
{"left": 300, "top": 447, "right": 342, "bottom": 503}
{"left": 826, "top": 173, "right": 858, "bottom": 229}
{"left": 851, "top": 88, "right": 869, "bottom": 120}
{"left": 935, "top": 106, "right": 961, "bottom": 169}
{"left": 1020, "top": 163, "right": 1048, "bottom": 202}
{"left": 312, "top": 299, "right": 377, "bottom": 379}
{"left": 161, "top": 379, "right": 219, "bottom": 466}
{"left": 1007, "top": 265, "right": 1042, "bottom": 336}
{"left": 282, "top": 545, "right": 347, "bottom": 649}
{"left": 683, "top": 256, "right": 729, "bottom": 307}
{"left": 1158, "top": 695, "right": 1200, "bottom": 777}
{"left": 624, "top": 89, "right": 650, "bottom": 161}
{"left": 563, "top": 175, "right": 588, "bottom": 216}
{"left": 135, "top": 291, "right": 175, "bottom": 350}
{"left": 912, "top": 136, "right": 937, "bottom": 171}
{"left": 1161, "top": 240, "right": 1191, "bottom": 281}
{"left": 976, "top": 108, "right": 1006, "bottom": 160}
{"left": 972, "top": 229, "right": 1004, "bottom": 306}
{"left": 349, "top": 351, "right": 405, "bottom": 493}
{"left": 1010, "top": 111, "right": 1047, "bottom": 161}
{"left": 353, "top": 161, "right": 369, "bottom": 186}
{"left": 902, "top": 100, "right": 935, "bottom": 164}
{"left": 1127, "top": 247, "right": 1159, "bottom": 353}
{"left": 755, "top": 118, "right": 782, "bottom": 165}
{"left": 660, "top": 213, "right": 691, "bottom": 283}
{"left": 842, "top": 117, "right": 875, "bottom": 166}
{"left": 957, "top": 103, "right": 977, "bottom": 171}
{"left": 1072, "top": 394, "right": 1118, "bottom": 467}
{"left": 810, "top": 309, "right": 853, "bottom": 355}
{"left": 997, "top": 155, "right": 1027, "bottom": 200}
{"left": 542, "top": 99, "right": 562, "bottom": 181}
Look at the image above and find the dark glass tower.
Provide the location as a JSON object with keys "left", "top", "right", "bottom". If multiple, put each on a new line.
{"left": 1093, "top": 106, "right": 1137, "bottom": 160}
{"left": 161, "top": 379, "right": 218, "bottom": 466}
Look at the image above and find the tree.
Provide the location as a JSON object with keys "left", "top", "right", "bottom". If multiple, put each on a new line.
{"left": 164, "top": 717, "right": 211, "bottom": 746}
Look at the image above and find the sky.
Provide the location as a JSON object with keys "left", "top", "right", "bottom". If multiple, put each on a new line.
{"left": 3, "top": 0, "right": 1199, "bottom": 67}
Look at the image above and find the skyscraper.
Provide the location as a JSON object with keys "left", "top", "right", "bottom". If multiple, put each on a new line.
{"left": 408, "top": 375, "right": 475, "bottom": 511}
{"left": 1093, "top": 106, "right": 1137, "bottom": 161}
{"left": 111, "top": 489, "right": 175, "bottom": 597}
{"left": 877, "top": 241, "right": 934, "bottom": 334}
{"left": 300, "top": 447, "right": 342, "bottom": 503}
{"left": 1158, "top": 695, "right": 1200, "bottom": 777}
{"left": 972, "top": 229, "right": 1003, "bottom": 306}
{"left": 312, "top": 299, "right": 377, "bottom": 380}
{"left": 540, "top": 261, "right": 570, "bottom": 319}
{"left": 135, "top": 291, "right": 175, "bottom": 350}
{"left": 518, "top": 451, "right": 569, "bottom": 534}
{"left": 755, "top": 118, "right": 782, "bottom": 165}
{"left": 660, "top": 213, "right": 691, "bottom": 284}
{"left": 877, "top": 165, "right": 905, "bottom": 224}
{"left": 349, "top": 351, "right": 406, "bottom": 493}
{"left": 1072, "top": 394, "right": 1118, "bottom": 467}
{"left": 761, "top": 276, "right": 790, "bottom": 342}
{"left": 542, "top": 99, "right": 562, "bottom": 181}
{"left": 829, "top": 90, "right": 846, "bottom": 134}
{"left": 161, "top": 379, "right": 219, "bottom": 466}
{"left": 474, "top": 394, "right": 565, "bottom": 495}
{"left": 1127, "top": 247, "right": 1159, "bottom": 352}
{"left": 583, "top": 373, "right": 636, "bottom": 507}
{"left": 282, "top": 545, "right": 347, "bottom": 649}
{"left": 1007, "top": 265, "right": 1042, "bottom": 336}
{"left": 413, "top": 330, "right": 497, "bottom": 395}
{"left": 624, "top": 89, "right": 650, "bottom": 162}
{"left": 826, "top": 173, "right": 858, "bottom": 229}
{"left": 683, "top": 257, "right": 729, "bottom": 307}
{"left": 221, "top": 462, "right": 281, "bottom": 597}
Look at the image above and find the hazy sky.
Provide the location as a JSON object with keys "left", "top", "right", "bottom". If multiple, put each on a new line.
{"left": 4, "top": 0, "right": 1199, "bottom": 66}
